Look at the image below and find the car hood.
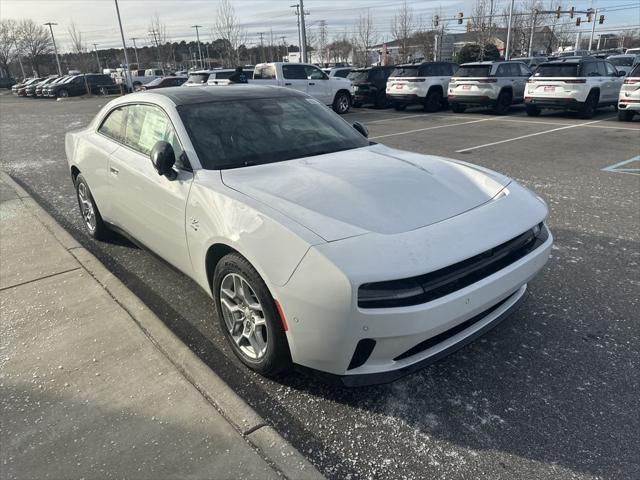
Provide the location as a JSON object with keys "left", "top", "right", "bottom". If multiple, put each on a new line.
{"left": 221, "top": 144, "right": 510, "bottom": 242}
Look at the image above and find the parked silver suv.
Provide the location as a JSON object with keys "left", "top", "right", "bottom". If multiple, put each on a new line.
{"left": 448, "top": 61, "right": 532, "bottom": 114}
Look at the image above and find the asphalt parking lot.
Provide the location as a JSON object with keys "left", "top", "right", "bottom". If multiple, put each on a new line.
{"left": 1, "top": 92, "right": 639, "bottom": 480}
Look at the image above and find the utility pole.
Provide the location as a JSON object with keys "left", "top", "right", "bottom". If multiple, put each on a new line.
{"left": 588, "top": 9, "right": 597, "bottom": 51}
{"left": 505, "top": 0, "right": 515, "bottom": 59}
{"left": 291, "top": 4, "right": 302, "bottom": 62}
{"left": 528, "top": 9, "right": 538, "bottom": 56}
{"left": 299, "top": 0, "right": 308, "bottom": 63}
{"left": 205, "top": 43, "right": 210, "bottom": 69}
{"left": 281, "top": 36, "right": 289, "bottom": 61}
{"left": 192, "top": 25, "right": 203, "bottom": 69}
{"left": 113, "top": 0, "right": 132, "bottom": 91}
{"left": 258, "top": 32, "right": 265, "bottom": 62}
{"left": 43, "top": 22, "right": 62, "bottom": 76}
{"left": 130, "top": 37, "right": 140, "bottom": 66}
{"left": 93, "top": 43, "right": 101, "bottom": 71}
{"left": 17, "top": 53, "right": 25, "bottom": 78}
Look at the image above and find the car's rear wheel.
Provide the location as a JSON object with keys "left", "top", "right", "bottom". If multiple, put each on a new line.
{"left": 450, "top": 102, "right": 465, "bottom": 113}
{"left": 424, "top": 89, "right": 442, "bottom": 113}
{"left": 618, "top": 109, "right": 634, "bottom": 121}
{"left": 393, "top": 103, "right": 407, "bottom": 111}
{"left": 332, "top": 91, "right": 351, "bottom": 114}
{"left": 74, "top": 174, "right": 110, "bottom": 240}
{"left": 493, "top": 91, "right": 512, "bottom": 115}
{"left": 579, "top": 91, "right": 598, "bottom": 119}
{"left": 213, "top": 253, "right": 291, "bottom": 376}
{"left": 525, "top": 105, "right": 541, "bottom": 116}
{"left": 58, "top": 89, "right": 69, "bottom": 98}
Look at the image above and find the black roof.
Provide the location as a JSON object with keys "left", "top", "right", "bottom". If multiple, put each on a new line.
{"left": 545, "top": 56, "right": 597, "bottom": 64}
{"left": 146, "top": 85, "right": 305, "bottom": 105}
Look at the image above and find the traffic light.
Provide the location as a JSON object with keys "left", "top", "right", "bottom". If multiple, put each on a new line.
{"left": 556, "top": 6, "right": 561, "bottom": 18}
{"left": 457, "top": 12, "right": 464, "bottom": 24}
{"left": 576, "top": 16, "right": 581, "bottom": 26}
{"left": 433, "top": 15, "right": 439, "bottom": 27}
{"left": 599, "top": 15, "right": 604, "bottom": 24}
{"left": 569, "top": 7, "right": 575, "bottom": 18}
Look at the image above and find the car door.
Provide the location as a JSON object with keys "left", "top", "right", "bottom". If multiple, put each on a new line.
{"left": 603, "top": 61, "right": 623, "bottom": 102}
{"left": 304, "top": 65, "right": 332, "bottom": 103}
{"left": 511, "top": 63, "right": 529, "bottom": 101}
{"left": 281, "top": 64, "right": 309, "bottom": 95}
{"left": 108, "top": 103, "right": 194, "bottom": 275}
{"left": 583, "top": 62, "right": 605, "bottom": 102}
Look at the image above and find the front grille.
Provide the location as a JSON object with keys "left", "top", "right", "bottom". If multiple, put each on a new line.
{"left": 358, "top": 223, "right": 548, "bottom": 309}
{"left": 393, "top": 293, "right": 512, "bottom": 361}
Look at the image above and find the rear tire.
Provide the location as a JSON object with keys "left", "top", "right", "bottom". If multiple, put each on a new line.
{"left": 618, "top": 109, "right": 635, "bottom": 121}
{"left": 424, "top": 89, "right": 442, "bottom": 113}
{"left": 579, "top": 91, "right": 598, "bottom": 119}
{"left": 493, "top": 91, "right": 512, "bottom": 115}
{"left": 525, "top": 105, "right": 541, "bottom": 117}
{"left": 213, "top": 253, "right": 292, "bottom": 376}
{"left": 332, "top": 91, "right": 351, "bottom": 114}
{"left": 393, "top": 103, "right": 407, "bottom": 111}
{"left": 450, "top": 102, "right": 465, "bottom": 113}
{"left": 74, "top": 174, "right": 110, "bottom": 240}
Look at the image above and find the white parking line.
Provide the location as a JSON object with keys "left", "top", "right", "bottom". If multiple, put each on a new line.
{"left": 455, "top": 117, "right": 617, "bottom": 153}
{"left": 601, "top": 156, "right": 640, "bottom": 175}
{"left": 369, "top": 118, "right": 493, "bottom": 139}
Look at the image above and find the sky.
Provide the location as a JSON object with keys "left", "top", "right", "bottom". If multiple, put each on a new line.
{"left": 1, "top": 0, "right": 638, "bottom": 52}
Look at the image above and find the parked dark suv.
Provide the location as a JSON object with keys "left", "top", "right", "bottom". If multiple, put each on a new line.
{"left": 348, "top": 66, "right": 396, "bottom": 108}
{"left": 48, "top": 74, "right": 114, "bottom": 98}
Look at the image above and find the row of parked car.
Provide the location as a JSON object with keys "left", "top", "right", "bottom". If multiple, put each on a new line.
{"left": 11, "top": 73, "right": 114, "bottom": 98}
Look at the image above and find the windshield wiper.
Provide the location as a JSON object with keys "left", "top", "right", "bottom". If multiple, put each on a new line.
{"left": 215, "top": 160, "right": 258, "bottom": 170}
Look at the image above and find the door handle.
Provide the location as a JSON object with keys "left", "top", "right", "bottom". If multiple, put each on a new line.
{"left": 109, "top": 166, "right": 119, "bottom": 176}
{"left": 309, "top": 82, "right": 316, "bottom": 85}
{"left": 285, "top": 82, "right": 292, "bottom": 86}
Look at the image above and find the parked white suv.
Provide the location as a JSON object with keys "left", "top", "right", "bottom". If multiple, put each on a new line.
{"left": 618, "top": 63, "right": 640, "bottom": 121}
{"left": 524, "top": 57, "right": 624, "bottom": 118}
{"left": 448, "top": 61, "right": 532, "bottom": 114}
{"left": 386, "top": 62, "right": 458, "bottom": 112}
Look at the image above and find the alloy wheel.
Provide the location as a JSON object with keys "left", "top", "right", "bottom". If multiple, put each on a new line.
{"left": 219, "top": 273, "right": 268, "bottom": 360}
{"left": 77, "top": 182, "right": 96, "bottom": 232}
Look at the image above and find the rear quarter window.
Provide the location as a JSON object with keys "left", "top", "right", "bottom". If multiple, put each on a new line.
{"left": 98, "top": 107, "right": 126, "bottom": 142}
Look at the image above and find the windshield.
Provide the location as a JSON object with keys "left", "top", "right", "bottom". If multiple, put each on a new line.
{"left": 454, "top": 65, "right": 492, "bottom": 77}
{"left": 213, "top": 71, "right": 234, "bottom": 79}
{"left": 390, "top": 66, "right": 419, "bottom": 77}
{"left": 608, "top": 56, "right": 634, "bottom": 66}
{"left": 178, "top": 96, "right": 369, "bottom": 170}
{"left": 347, "top": 70, "right": 370, "bottom": 82}
{"left": 534, "top": 64, "right": 578, "bottom": 77}
{"left": 185, "top": 73, "right": 209, "bottom": 85}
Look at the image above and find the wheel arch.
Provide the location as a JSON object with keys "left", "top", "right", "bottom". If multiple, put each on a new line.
{"left": 427, "top": 84, "right": 443, "bottom": 95}
{"left": 205, "top": 242, "right": 239, "bottom": 292}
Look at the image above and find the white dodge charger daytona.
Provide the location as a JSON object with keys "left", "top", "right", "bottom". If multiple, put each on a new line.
{"left": 66, "top": 86, "right": 552, "bottom": 386}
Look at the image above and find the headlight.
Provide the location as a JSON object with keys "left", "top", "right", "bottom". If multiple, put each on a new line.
{"left": 358, "top": 279, "right": 423, "bottom": 309}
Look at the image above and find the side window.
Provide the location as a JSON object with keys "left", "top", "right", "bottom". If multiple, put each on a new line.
{"left": 495, "top": 64, "right": 508, "bottom": 77}
{"left": 123, "top": 105, "right": 184, "bottom": 163}
{"left": 518, "top": 63, "right": 532, "bottom": 76}
{"left": 98, "top": 107, "right": 126, "bottom": 142}
{"left": 254, "top": 66, "right": 275, "bottom": 79}
{"left": 604, "top": 62, "right": 617, "bottom": 76}
{"left": 282, "top": 64, "right": 307, "bottom": 80}
{"left": 583, "top": 62, "right": 600, "bottom": 76}
{"left": 305, "top": 66, "right": 326, "bottom": 80}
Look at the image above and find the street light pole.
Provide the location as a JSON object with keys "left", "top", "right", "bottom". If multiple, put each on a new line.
{"left": 588, "top": 9, "right": 598, "bottom": 51}
{"left": 528, "top": 9, "right": 538, "bottom": 56}
{"left": 113, "top": 0, "right": 132, "bottom": 91}
{"left": 130, "top": 37, "right": 140, "bottom": 66}
{"left": 93, "top": 43, "right": 101, "bottom": 71}
{"left": 43, "top": 22, "right": 62, "bottom": 75}
{"left": 291, "top": 4, "right": 302, "bottom": 62}
{"left": 505, "top": 0, "right": 515, "bottom": 60}
{"left": 299, "top": 0, "right": 308, "bottom": 63}
{"left": 192, "top": 25, "right": 203, "bottom": 69}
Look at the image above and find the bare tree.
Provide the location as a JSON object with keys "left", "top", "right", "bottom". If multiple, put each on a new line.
{"left": 148, "top": 13, "right": 168, "bottom": 67}
{"left": 470, "top": 0, "right": 498, "bottom": 60}
{"left": 355, "top": 9, "right": 377, "bottom": 66}
{"left": 317, "top": 20, "right": 328, "bottom": 65}
{"left": 68, "top": 21, "right": 91, "bottom": 72}
{"left": 391, "top": 1, "right": 416, "bottom": 61}
{"left": 0, "top": 19, "right": 19, "bottom": 77}
{"left": 213, "top": 0, "right": 247, "bottom": 66}
{"left": 17, "top": 19, "right": 52, "bottom": 75}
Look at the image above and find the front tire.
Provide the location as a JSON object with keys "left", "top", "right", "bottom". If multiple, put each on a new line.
{"left": 332, "top": 91, "right": 351, "bottom": 114}
{"left": 424, "top": 89, "right": 442, "bottom": 113}
{"left": 450, "top": 102, "right": 465, "bottom": 113}
{"left": 74, "top": 174, "right": 110, "bottom": 240}
{"left": 57, "top": 89, "right": 69, "bottom": 98}
{"left": 618, "top": 109, "right": 634, "bottom": 121}
{"left": 213, "top": 253, "right": 291, "bottom": 376}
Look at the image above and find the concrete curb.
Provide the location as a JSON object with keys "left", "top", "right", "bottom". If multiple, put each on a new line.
{"left": 1, "top": 171, "right": 324, "bottom": 480}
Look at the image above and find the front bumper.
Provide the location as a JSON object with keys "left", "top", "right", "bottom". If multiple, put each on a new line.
{"left": 277, "top": 182, "right": 551, "bottom": 382}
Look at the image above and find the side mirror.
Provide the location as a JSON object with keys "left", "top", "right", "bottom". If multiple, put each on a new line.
{"left": 618, "top": 70, "right": 627, "bottom": 77}
{"left": 352, "top": 121, "right": 368, "bottom": 138}
{"left": 150, "top": 141, "right": 177, "bottom": 180}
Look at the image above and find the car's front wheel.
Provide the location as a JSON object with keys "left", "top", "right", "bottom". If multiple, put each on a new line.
{"left": 57, "top": 89, "right": 69, "bottom": 98}
{"left": 332, "top": 91, "right": 351, "bottom": 114}
{"left": 74, "top": 174, "right": 110, "bottom": 240}
{"left": 213, "top": 253, "right": 291, "bottom": 376}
